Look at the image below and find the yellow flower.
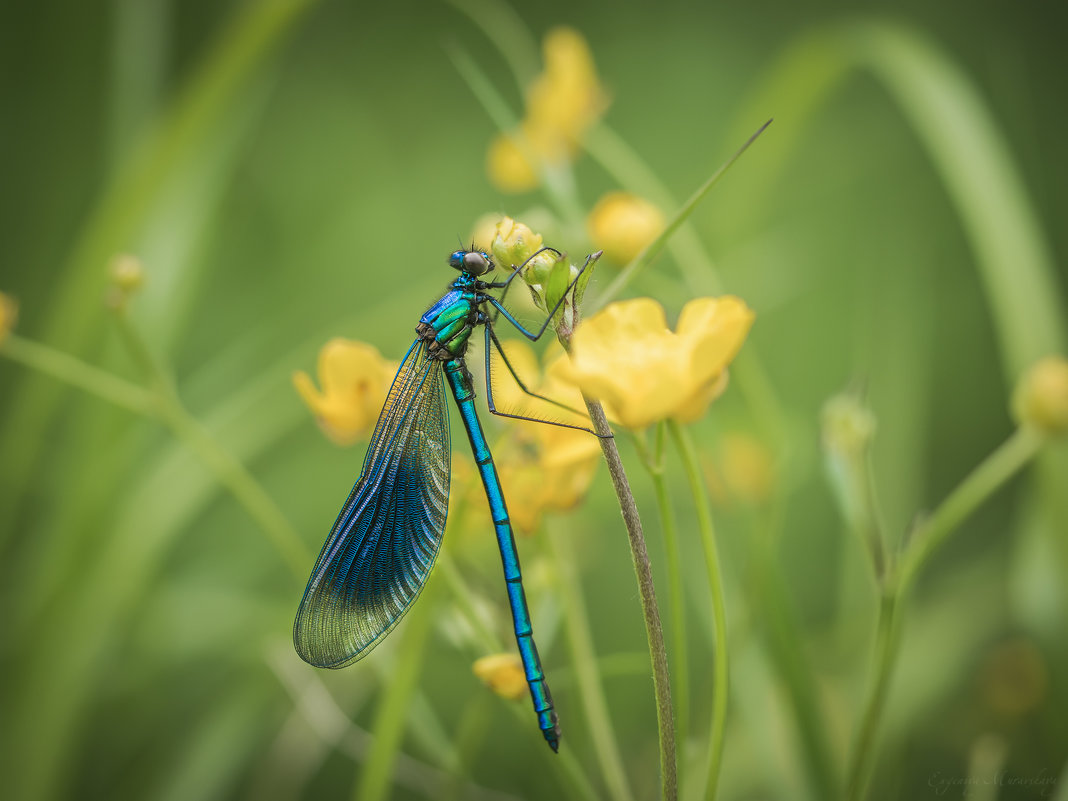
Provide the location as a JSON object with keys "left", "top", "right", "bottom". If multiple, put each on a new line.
{"left": 587, "top": 192, "right": 665, "bottom": 265}
{"left": 473, "top": 653, "right": 527, "bottom": 701}
{"left": 292, "top": 339, "right": 398, "bottom": 446}
{"left": 109, "top": 253, "right": 144, "bottom": 293}
{"left": 487, "top": 134, "right": 540, "bottom": 194}
{"left": 716, "top": 433, "right": 776, "bottom": 504}
{"left": 563, "top": 296, "right": 754, "bottom": 429}
{"left": 464, "top": 340, "right": 600, "bottom": 534}
{"left": 487, "top": 27, "right": 608, "bottom": 193}
{"left": 489, "top": 216, "right": 576, "bottom": 322}
{"left": 0, "top": 292, "right": 17, "bottom": 345}
{"left": 1012, "top": 355, "right": 1068, "bottom": 435}
{"left": 490, "top": 216, "right": 545, "bottom": 273}
{"left": 469, "top": 213, "right": 505, "bottom": 253}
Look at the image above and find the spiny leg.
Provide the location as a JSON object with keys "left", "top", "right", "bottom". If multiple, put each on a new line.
{"left": 486, "top": 246, "right": 564, "bottom": 324}
{"left": 482, "top": 323, "right": 609, "bottom": 437}
{"left": 486, "top": 251, "right": 595, "bottom": 343}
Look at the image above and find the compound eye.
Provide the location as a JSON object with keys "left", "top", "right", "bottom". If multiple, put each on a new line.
{"left": 448, "top": 250, "right": 466, "bottom": 270}
{"left": 463, "top": 251, "right": 492, "bottom": 275}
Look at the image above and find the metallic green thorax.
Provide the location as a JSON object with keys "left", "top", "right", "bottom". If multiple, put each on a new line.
{"left": 416, "top": 274, "right": 487, "bottom": 360}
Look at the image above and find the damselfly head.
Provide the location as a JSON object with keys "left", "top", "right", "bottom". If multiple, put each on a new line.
{"left": 448, "top": 249, "right": 493, "bottom": 276}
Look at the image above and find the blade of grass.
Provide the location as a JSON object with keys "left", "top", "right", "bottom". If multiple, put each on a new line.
{"left": 0, "top": 0, "right": 320, "bottom": 551}
{"left": 594, "top": 120, "right": 773, "bottom": 308}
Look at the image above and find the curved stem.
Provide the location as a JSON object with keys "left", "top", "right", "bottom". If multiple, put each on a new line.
{"left": 1, "top": 334, "right": 156, "bottom": 416}
{"left": 845, "top": 426, "right": 1043, "bottom": 800}
{"left": 112, "top": 309, "right": 310, "bottom": 576}
{"left": 548, "top": 525, "right": 636, "bottom": 801}
{"left": 844, "top": 589, "right": 901, "bottom": 801}
{"left": 585, "top": 400, "right": 677, "bottom": 801}
{"left": 667, "top": 421, "right": 728, "bottom": 801}
{"left": 633, "top": 426, "right": 691, "bottom": 760}
{"left": 354, "top": 587, "right": 436, "bottom": 801}
{"left": 896, "top": 427, "right": 1041, "bottom": 596}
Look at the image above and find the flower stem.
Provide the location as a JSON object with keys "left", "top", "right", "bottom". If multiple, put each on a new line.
{"left": 844, "top": 426, "right": 1043, "bottom": 800}
{"left": 633, "top": 425, "right": 691, "bottom": 761}
{"left": 354, "top": 582, "right": 436, "bottom": 801}
{"left": 843, "top": 588, "right": 901, "bottom": 801}
{"left": 2, "top": 322, "right": 310, "bottom": 577}
{"left": 548, "top": 524, "right": 636, "bottom": 801}
{"left": 667, "top": 420, "right": 728, "bottom": 801}
{"left": 584, "top": 399, "right": 678, "bottom": 801}
{"left": 1, "top": 333, "right": 156, "bottom": 416}
{"left": 895, "top": 426, "right": 1042, "bottom": 597}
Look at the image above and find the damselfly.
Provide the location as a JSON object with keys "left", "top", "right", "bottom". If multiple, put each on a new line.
{"left": 293, "top": 246, "right": 603, "bottom": 751}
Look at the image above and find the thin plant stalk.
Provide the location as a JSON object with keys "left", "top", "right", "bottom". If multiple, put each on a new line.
{"left": 354, "top": 585, "right": 436, "bottom": 801}
{"left": 667, "top": 421, "right": 728, "bottom": 801}
{"left": 844, "top": 426, "right": 1043, "bottom": 800}
{"left": 583, "top": 399, "right": 678, "bottom": 801}
{"left": 111, "top": 307, "right": 310, "bottom": 575}
{"left": 632, "top": 424, "right": 691, "bottom": 761}
{"left": 0, "top": 328, "right": 310, "bottom": 576}
{"left": 548, "top": 525, "right": 637, "bottom": 801}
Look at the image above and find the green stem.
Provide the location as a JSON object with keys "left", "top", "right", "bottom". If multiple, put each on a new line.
{"left": 633, "top": 426, "right": 691, "bottom": 760}
{"left": 354, "top": 586, "right": 436, "bottom": 801}
{"left": 844, "top": 589, "right": 901, "bottom": 801}
{"left": 667, "top": 421, "right": 728, "bottom": 801}
{"left": 157, "top": 399, "right": 309, "bottom": 577}
{"left": 593, "top": 119, "right": 772, "bottom": 307}
{"left": 0, "top": 0, "right": 320, "bottom": 552}
{"left": 112, "top": 310, "right": 309, "bottom": 576}
{"left": 1, "top": 334, "right": 156, "bottom": 416}
{"left": 2, "top": 323, "right": 309, "bottom": 578}
{"left": 548, "top": 525, "right": 636, "bottom": 801}
{"left": 896, "top": 427, "right": 1042, "bottom": 597}
{"left": 845, "top": 426, "right": 1043, "bottom": 800}
{"left": 584, "top": 400, "right": 677, "bottom": 801}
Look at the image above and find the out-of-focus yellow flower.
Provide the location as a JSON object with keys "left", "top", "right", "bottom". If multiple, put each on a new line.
{"left": 473, "top": 653, "right": 527, "bottom": 701}
{"left": 292, "top": 339, "right": 398, "bottom": 446}
{"left": 109, "top": 253, "right": 144, "bottom": 293}
{"left": 470, "top": 213, "right": 505, "bottom": 253}
{"left": 487, "top": 27, "right": 608, "bottom": 193}
{"left": 716, "top": 433, "right": 776, "bottom": 504}
{"left": 105, "top": 253, "right": 146, "bottom": 310}
{"left": 487, "top": 135, "right": 540, "bottom": 194}
{"left": 587, "top": 192, "right": 664, "bottom": 265}
{"left": 463, "top": 340, "right": 600, "bottom": 534}
{"left": 1012, "top": 355, "right": 1068, "bottom": 436}
{"left": 0, "top": 292, "right": 17, "bottom": 345}
{"left": 562, "top": 296, "right": 754, "bottom": 429}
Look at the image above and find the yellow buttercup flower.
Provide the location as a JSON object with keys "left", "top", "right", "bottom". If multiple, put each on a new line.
{"left": 1012, "top": 355, "right": 1068, "bottom": 436}
{"left": 717, "top": 433, "right": 776, "bottom": 504}
{"left": 487, "top": 135, "right": 540, "bottom": 194}
{"left": 473, "top": 653, "right": 527, "bottom": 701}
{"left": 587, "top": 192, "right": 665, "bottom": 265}
{"left": 292, "top": 339, "right": 398, "bottom": 446}
{"left": 491, "top": 216, "right": 546, "bottom": 273}
{"left": 462, "top": 340, "right": 599, "bottom": 534}
{"left": 564, "top": 296, "right": 754, "bottom": 429}
{"left": 489, "top": 216, "right": 577, "bottom": 322}
{"left": 487, "top": 27, "right": 608, "bottom": 193}
{"left": 0, "top": 292, "right": 17, "bottom": 345}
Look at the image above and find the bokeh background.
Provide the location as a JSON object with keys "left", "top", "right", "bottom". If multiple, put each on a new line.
{"left": 2, "top": 1, "right": 1066, "bottom": 800}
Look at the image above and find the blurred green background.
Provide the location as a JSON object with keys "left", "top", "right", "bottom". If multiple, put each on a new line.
{"left": 2, "top": 1, "right": 1066, "bottom": 800}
